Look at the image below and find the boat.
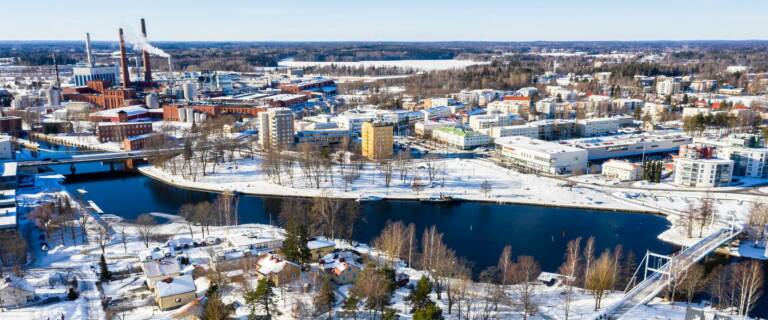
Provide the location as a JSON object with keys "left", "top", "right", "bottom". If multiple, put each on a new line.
{"left": 77, "top": 188, "right": 88, "bottom": 194}
{"left": 356, "top": 195, "right": 383, "bottom": 202}
{"left": 419, "top": 194, "right": 457, "bottom": 203}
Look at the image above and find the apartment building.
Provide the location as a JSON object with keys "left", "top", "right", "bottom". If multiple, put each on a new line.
{"left": 258, "top": 107, "right": 294, "bottom": 150}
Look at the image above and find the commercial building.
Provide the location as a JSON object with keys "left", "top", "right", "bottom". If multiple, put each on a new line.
{"left": 431, "top": 127, "right": 491, "bottom": 150}
{"left": 258, "top": 107, "right": 294, "bottom": 150}
{"left": 566, "top": 131, "right": 692, "bottom": 160}
{"left": 89, "top": 105, "right": 150, "bottom": 123}
{"left": 481, "top": 123, "right": 540, "bottom": 139}
{"left": 575, "top": 116, "right": 633, "bottom": 137}
{"left": 361, "top": 121, "right": 393, "bottom": 160}
{"left": 96, "top": 122, "right": 153, "bottom": 142}
{"left": 295, "top": 128, "right": 350, "bottom": 146}
{"left": 673, "top": 145, "right": 733, "bottom": 188}
{"left": 495, "top": 136, "right": 588, "bottom": 175}
{"left": 601, "top": 159, "right": 643, "bottom": 181}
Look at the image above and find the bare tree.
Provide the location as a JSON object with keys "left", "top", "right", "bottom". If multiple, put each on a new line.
{"left": 558, "top": 237, "right": 581, "bottom": 320}
{"left": 117, "top": 224, "right": 128, "bottom": 254}
{"left": 480, "top": 180, "right": 492, "bottom": 198}
{"left": 372, "top": 220, "right": 406, "bottom": 266}
{"left": 135, "top": 214, "right": 157, "bottom": 248}
{"left": 678, "top": 263, "right": 707, "bottom": 304}
{"left": 583, "top": 236, "right": 595, "bottom": 287}
{"left": 310, "top": 191, "right": 359, "bottom": 241}
{"left": 178, "top": 203, "right": 196, "bottom": 238}
{"left": 733, "top": 260, "right": 764, "bottom": 317}
{"left": 411, "top": 175, "right": 426, "bottom": 197}
{"left": 509, "top": 256, "right": 541, "bottom": 319}
{"left": 378, "top": 160, "right": 394, "bottom": 189}
{"left": 585, "top": 249, "right": 617, "bottom": 311}
{"left": 91, "top": 224, "right": 111, "bottom": 255}
{"left": 696, "top": 198, "right": 715, "bottom": 238}
{"left": 747, "top": 202, "right": 768, "bottom": 243}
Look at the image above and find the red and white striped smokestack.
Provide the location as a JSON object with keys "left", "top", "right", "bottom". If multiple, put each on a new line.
{"left": 141, "top": 18, "right": 152, "bottom": 83}
{"left": 118, "top": 28, "right": 131, "bottom": 88}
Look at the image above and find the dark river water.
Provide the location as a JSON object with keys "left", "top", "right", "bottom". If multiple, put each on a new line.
{"left": 19, "top": 140, "right": 768, "bottom": 317}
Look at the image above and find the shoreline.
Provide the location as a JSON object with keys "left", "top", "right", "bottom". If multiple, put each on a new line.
{"left": 137, "top": 164, "right": 664, "bottom": 215}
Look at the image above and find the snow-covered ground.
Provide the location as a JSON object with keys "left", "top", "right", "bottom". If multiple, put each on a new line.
{"left": 278, "top": 59, "right": 490, "bottom": 71}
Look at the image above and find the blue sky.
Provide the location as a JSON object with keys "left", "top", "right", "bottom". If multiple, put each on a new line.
{"left": 3, "top": 0, "right": 767, "bottom": 41}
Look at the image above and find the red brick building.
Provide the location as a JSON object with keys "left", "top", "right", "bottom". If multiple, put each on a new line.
{"left": 96, "top": 122, "right": 153, "bottom": 142}
{"left": 63, "top": 80, "right": 137, "bottom": 109}
{"left": 0, "top": 117, "right": 22, "bottom": 137}
{"left": 162, "top": 104, "right": 268, "bottom": 121}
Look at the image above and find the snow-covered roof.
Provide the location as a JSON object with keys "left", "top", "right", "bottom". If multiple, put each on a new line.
{"left": 0, "top": 189, "right": 16, "bottom": 208}
{"left": 320, "top": 250, "right": 363, "bottom": 272}
{"left": 154, "top": 274, "right": 196, "bottom": 297}
{"left": 89, "top": 105, "right": 148, "bottom": 118}
{"left": 496, "top": 136, "right": 585, "bottom": 154}
{"left": 256, "top": 253, "right": 298, "bottom": 275}
{"left": 1, "top": 162, "right": 17, "bottom": 177}
{"left": 307, "top": 239, "right": 335, "bottom": 250}
{"left": 142, "top": 258, "right": 181, "bottom": 279}
{"left": 0, "top": 276, "right": 34, "bottom": 293}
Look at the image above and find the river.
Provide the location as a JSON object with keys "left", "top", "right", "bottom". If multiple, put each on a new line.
{"left": 20, "top": 141, "right": 768, "bottom": 317}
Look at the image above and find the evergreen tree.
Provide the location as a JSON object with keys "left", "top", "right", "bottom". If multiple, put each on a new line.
{"left": 382, "top": 308, "right": 400, "bottom": 320}
{"left": 246, "top": 277, "right": 279, "bottom": 317}
{"left": 313, "top": 276, "right": 336, "bottom": 319}
{"left": 406, "top": 276, "right": 433, "bottom": 312}
{"left": 203, "top": 285, "right": 233, "bottom": 320}
{"left": 282, "top": 221, "right": 311, "bottom": 265}
{"left": 413, "top": 304, "right": 443, "bottom": 320}
{"left": 342, "top": 295, "right": 360, "bottom": 319}
{"left": 98, "top": 254, "right": 111, "bottom": 282}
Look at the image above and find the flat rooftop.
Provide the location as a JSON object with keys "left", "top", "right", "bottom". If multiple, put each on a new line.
{"left": 496, "top": 136, "right": 584, "bottom": 154}
{"left": 565, "top": 130, "right": 690, "bottom": 148}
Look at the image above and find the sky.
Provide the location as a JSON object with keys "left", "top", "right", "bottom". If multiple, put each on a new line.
{"left": 2, "top": 0, "right": 768, "bottom": 42}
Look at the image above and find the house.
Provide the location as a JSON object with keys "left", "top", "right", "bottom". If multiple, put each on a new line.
{"left": 0, "top": 277, "right": 35, "bottom": 308}
{"left": 601, "top": 159, "right": 643, "bottom": 181}
{"left": 320, "top": 250, "right": 364, "bottom": 285}
{"left": 142, "top": 258, "right": 181, "bottom": 289}
{"left": 154, "top": 274, "right": 197, "bottom": 310}
{"left": 255, "top": 253, "right": 301, "bottom": 286}
{"left": 308, "top": 239, "right": 336, "bottom": 261}
{"left": 226, "top": 229, "right": 283, "bottom": 254}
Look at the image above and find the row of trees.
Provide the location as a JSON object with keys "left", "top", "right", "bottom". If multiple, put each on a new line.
{"left": 642, "top": 160, "right": 663, "bottom": 183}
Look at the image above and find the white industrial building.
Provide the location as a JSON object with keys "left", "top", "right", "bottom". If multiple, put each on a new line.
{"left": 495, "top": 136, "right": 588, "bottom": 175}
{"left": 601, "top": 159, "right": 643, "bottom": 181}
{"left": 72, "top": 64, "right": 121, "bottom": 87}
{"left": 566, "top": 131, "right": 692, "bottom": 160}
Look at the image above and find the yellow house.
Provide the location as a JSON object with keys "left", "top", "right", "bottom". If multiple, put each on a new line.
{"left": 361, "top": 121, "right": 393, "bottom": 160}
{"left": 154, "top": 274, "right": 197, "bottom": 310}
{"left": 307, "top": 239, "right": 335, "bottom": 261}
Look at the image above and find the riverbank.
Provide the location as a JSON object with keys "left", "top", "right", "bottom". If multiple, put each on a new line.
{"left": 138, "top": 157, "right": 657, "bottom": 213}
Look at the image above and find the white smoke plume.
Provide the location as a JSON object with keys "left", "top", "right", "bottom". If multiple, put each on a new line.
{"left": 123, "top": 27, "right": 170, "bottom": 58}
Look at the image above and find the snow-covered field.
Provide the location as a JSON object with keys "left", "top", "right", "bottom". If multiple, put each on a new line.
{"left": 278, "top": 59, "right": 489, "bottom": 71}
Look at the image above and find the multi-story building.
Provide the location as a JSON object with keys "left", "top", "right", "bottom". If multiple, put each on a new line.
{"left": 601, "top": 159, "right": 643, "bottom": 181}
{"left": 486, "top": 99, "right": 531, "bottom": 118}
{"left": 258, "top": 107, "right": 295, "bottom": 150}
{"left": 431, "top": 127, "right": 491, "bottom": 150}
{"left": 575, "top": 116, "right": 633, "bottom": 137}
{"left": 96, "top": 122, "right": 153, "bottom": 142}
{"left": 295, "top": 128, "right": 350, "bottom": 146}
{"left": 72, "top": 64, "right": 121, "bottom": 87}
{"left": 656, "top": 76, "right": 681, "bottom": 96}
{"left": 495, "top": 136, "right": 588, "bottom": 175}
{"left": 613, "top": 98, "right": 645, "bottom": 113}
{"left": 673, "top": 144, "right": 733, "bottom": 188}
{"left": 468, "top": 113, "right": 523, "bottom": 131}
{"left": 361, "top": 121, "right": 393, "bottom": 160}
{"left": 481, "top": 123, "right": 540, "bottom": 139}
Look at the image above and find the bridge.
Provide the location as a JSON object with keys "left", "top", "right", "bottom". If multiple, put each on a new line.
{"left": 597, "top": 227, "right": 741, "bottom": 319}
{"left": 17, "top": 148, "right": 182, "bottom": 167}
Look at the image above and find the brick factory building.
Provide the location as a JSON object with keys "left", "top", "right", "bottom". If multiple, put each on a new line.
{"left": 96, "top": 122, "right": 153, "bottom": 142}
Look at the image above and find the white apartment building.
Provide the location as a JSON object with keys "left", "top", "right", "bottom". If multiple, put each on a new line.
{"left": 718, "top": 146, "right": 768, "bottom": 178}
{"left": 431, "top": 127, "right": 490, "bottom": 150}
{"left": 641, "top": 102, "right": 671, "bottom": 122}
{"left": 656, "top": 77, "right": 681, "bottom": 96}
{"left": 333, "top": 112, "right": 377, "bottom": 133}
{"left": 575, "top": 116, "right": 632, "bottom": 137}
{"left": 601, "top": 159, "right": 643, "bottom": 181}
{"left": 258, "top": 107, "right": 294, "bottom": 150}
{"left": 614, "top": 98, "right": 645, "bottom": 112}
{"left": 295, "top": 128, "right": 350, "bottom": 146}
{"left": 673, "top": 157, "right": 733, "bottom": 188}
{"left": 421, "top": 106, "right": 452, "bottom": 120}
{"left": 468, "top": 113, "right": 523, "bottom": 131}
{"left": 495, "top": 136, "right": 588, "bottom": 175}
{"left": 486, "top": 100, "right": 531, "bottom": 118}
{"left": 481, "top": 124, "right": 540, "bottom": 139}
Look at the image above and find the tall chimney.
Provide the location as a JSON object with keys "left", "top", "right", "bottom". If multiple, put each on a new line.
{"left": 85, "top": 33, "right": 94, "bottom": 67}
{"left": 141, "top": 18, "right": 152, "bottom": 82}
{"left": 118, "top": 28, "right": 130, "bottom": 88}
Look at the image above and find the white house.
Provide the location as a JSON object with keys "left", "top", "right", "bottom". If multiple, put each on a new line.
{"left": 601, "top": 160, "right": 643, "bottom": 181}
{"left": 0, "top": 277, "right": 35, "bottom": 308}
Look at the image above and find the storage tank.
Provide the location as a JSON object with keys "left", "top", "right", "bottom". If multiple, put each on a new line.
{"left": 145, "top": 93, "right": 159, "bottom": 109}
{"left": 46, "top": 88, "right": 61, "bottom": 107}
{"left": 185, "top": 108, "right": 195, "bottom": 124}
{"left": 183, "top": 82, "right": 197, "bottom": 101}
